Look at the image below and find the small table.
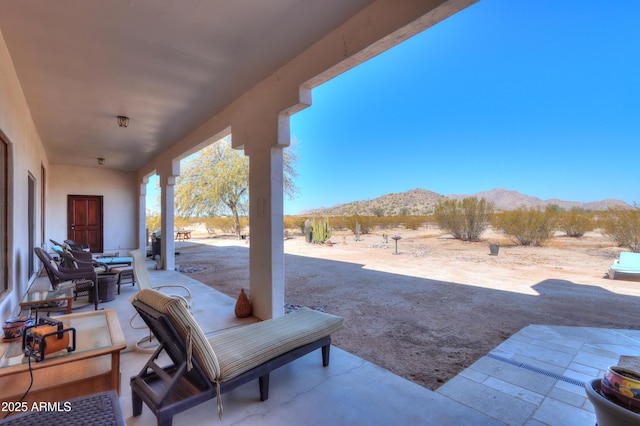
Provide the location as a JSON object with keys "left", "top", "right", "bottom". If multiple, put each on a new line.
{"left": 89, "top": 272, "right": 118, "bottom": 303}
{"left": 0, "top": 309, "right": 126, "bottom": 405}
{"left": 619, "top": 355, "right": 640, "bottom": 371}
{"left": 19, "top": 288, "right": 73, "bottom": 315}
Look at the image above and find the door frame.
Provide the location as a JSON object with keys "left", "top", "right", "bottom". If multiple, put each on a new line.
{"left": 67, "top": 195, "right": 104, "bottom": 253}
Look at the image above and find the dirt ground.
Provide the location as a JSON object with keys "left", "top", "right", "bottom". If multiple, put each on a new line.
{"left": 173, "top": 227, "right": 640, "bottom": 391}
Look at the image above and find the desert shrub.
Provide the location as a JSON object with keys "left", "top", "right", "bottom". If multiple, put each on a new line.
{"left": 374, "top": 216, "right": 402, "bottom": 229}
{"left": 424, "top": 214, "right": 437, "bottom": 229}
{"left": 330, "top": 216, "right": 346, "bottom": 231}
{"left": 546, "top": 204, "right": 565, "bottom": 213}
{"left": 174, "top": 216, "right": 190, "bottom": 230}
{"left": 434, "top": 197, "right": 494, "bottom": 242}
{"left": 284, "top": 215, "right": 305, "bottom": 233}
{"left": 239, "top": 216, "right": 249, "bottom": 230}
{"left": 345, "top": 214, "right": 374, "bottom": 235}
{"left": 371, "top": 207, "right": 385, "bottom": 217}
{"left": 557, "top": 209, "right": 594, "bottom": 237}
{"left": 146, "top": 212, "right": 161, "bottom": 234}
{"left": 389, "top": 216, "right": 405, "bottom": 229}
{"left": 492, "top": 207, "right": 555, "bottom": 246}
{"left": 599, "top": 207, "right": 640, "bottom": 252}
{"left": 375, "top": 216, "right": 392, "bottom": 229}
{"left": 206, "top": 216, "right": 237, "bottom": 233}
{"left": 404, "top": 216, "right": 425, "bottom": 230}
{"left": 203, "top": 216, "right": 216, "bottom": 228}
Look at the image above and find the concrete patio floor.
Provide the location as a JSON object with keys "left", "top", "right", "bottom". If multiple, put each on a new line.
{"left": 47, "top": 261, "right": 640, "bottom": 425}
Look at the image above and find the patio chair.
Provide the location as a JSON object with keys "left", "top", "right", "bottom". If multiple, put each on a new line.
{"left": 129, "top": 248, "right": 192, "bottom": 308}
{"left": 64, "top": 239, "right": 90, "bottom": 252}
{"left": 129, "top": 248, "right": 192, "bottom": 351}
{"left": 48, "top": 238, "right": 66, "bottom": 248}
{"left": 51, "top": 239, "right": 132, "bottom": 271}
{"left": 130, "top": 288, "right": 343, "bottom": 425}
{"left": 33, "top": 247, "right": 99, "bottom": 310}
{"left": 54, "top": 245, "right": 110, "bottom": 273}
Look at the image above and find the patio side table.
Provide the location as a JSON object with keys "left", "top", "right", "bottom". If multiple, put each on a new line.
{"left": 19, "top": 288, "right": 73, "bottom": 315}
{"left": 89, "top": 272, "right": 119, "bottom": 303}
{"left": 0, "top": 309, "right": 126, "bottom": 406}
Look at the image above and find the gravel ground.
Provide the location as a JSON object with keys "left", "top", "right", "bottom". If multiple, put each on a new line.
{"left": 174, "top": 227, "right": 640, "bottom": 390}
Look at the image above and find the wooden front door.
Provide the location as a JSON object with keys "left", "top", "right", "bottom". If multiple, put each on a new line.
{"left": 67, "top": 195, "right": 103, "bottom": 253}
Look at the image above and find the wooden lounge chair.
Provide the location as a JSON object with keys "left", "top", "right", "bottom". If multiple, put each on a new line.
{"left": 130, "top": 289, "right": 343, "bottom": 425}
{"left": 609, "top": 252, "right": 640, "bottom": 279}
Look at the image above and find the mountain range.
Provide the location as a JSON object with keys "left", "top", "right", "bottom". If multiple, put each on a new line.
{"left": 302, "top": 188, "right": 630, "bottom": 216}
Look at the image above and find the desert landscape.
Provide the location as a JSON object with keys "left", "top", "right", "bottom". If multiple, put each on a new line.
{"left": 173, "top": 225, "right": 640, "bottom": 391}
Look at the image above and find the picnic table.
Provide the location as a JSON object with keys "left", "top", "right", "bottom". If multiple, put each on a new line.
{"left": 175, "top": 230, "right": 192, "bottom": 241}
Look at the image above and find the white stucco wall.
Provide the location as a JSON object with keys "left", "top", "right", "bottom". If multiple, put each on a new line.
{"left": 0, "top": 29, "right": 138, "bottom": 319}
{"left": 0, "top": 28, "right": 48, "bottom": 319}
{"left": 48, "top": 165, "right": 138, "bottom": 253}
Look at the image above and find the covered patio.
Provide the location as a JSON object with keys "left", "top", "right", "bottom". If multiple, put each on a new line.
{"left": 1, "top": 1, "right": 636, "bottom": 424}
{"left": 22, "top": 252, "right": 639, "bottom": 425}
{"left": 0, "top": 0, "right": 479, "bottom": 321}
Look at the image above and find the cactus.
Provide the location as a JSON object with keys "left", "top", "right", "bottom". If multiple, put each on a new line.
{"left": 304, "top": 219, "right": 312, "bottom": 243}
{"left": 311, "top": 217, "right": 332, "bottom": 244}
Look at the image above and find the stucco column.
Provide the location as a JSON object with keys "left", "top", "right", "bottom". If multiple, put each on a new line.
{"left": 138, "top": 177, "right": 149, "bottom": 251}
{"left": 158, "top": 160, "right": 179, "bottom": 270}
{"left": 237, "top": 113, "right": 289, "bottom": 320}
{"left": 247, "top": 144, "right": 285, "bottom": 320}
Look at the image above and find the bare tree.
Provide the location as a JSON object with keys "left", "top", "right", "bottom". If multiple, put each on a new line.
{"left": 175, "top": 137, "right": 298, "bottom": 238}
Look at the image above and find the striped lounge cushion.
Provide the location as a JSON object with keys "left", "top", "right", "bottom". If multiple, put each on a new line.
{"left": 134, "top": 289, "right": 344, "bottom": 384}
{"left": 208, "top": 307, "right": 344, "bottom": 382}
{"left": 134, "top": 289, "right": 221, "bottom": 382}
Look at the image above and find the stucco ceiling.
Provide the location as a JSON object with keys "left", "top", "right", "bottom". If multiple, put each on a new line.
{"left": 0, "top": 0, "right": 375, "bottom": 170}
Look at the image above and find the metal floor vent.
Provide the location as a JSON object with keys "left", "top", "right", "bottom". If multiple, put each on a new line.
{"left": 487, "top": 353, "right": 585, "bottom": 388}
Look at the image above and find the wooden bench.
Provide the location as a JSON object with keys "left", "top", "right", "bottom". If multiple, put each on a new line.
{"left": 130, "top": 289, "right": 343, "bottom": 425}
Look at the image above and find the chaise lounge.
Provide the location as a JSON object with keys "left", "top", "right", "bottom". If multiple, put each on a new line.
{"left": 130, "top": 288, "right": 344, "bottom": 425}
{"left": 609, "top": 252, "right": 640, "bottom": 280}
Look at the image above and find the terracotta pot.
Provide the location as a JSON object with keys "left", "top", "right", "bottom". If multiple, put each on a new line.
{"left": 235, "top": 289, "right": 252, "bottom": 318}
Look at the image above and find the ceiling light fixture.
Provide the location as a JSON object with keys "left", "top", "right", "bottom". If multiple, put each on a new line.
{"left": 117, "top": 115, "right": 129, "bottom": 128}
{"left": 97, "top": 157, "right": 105, "bottom": 165}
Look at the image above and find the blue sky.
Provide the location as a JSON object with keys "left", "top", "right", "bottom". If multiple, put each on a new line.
{"left": 283, "top": 0, "right": 639, "bottom": 215}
